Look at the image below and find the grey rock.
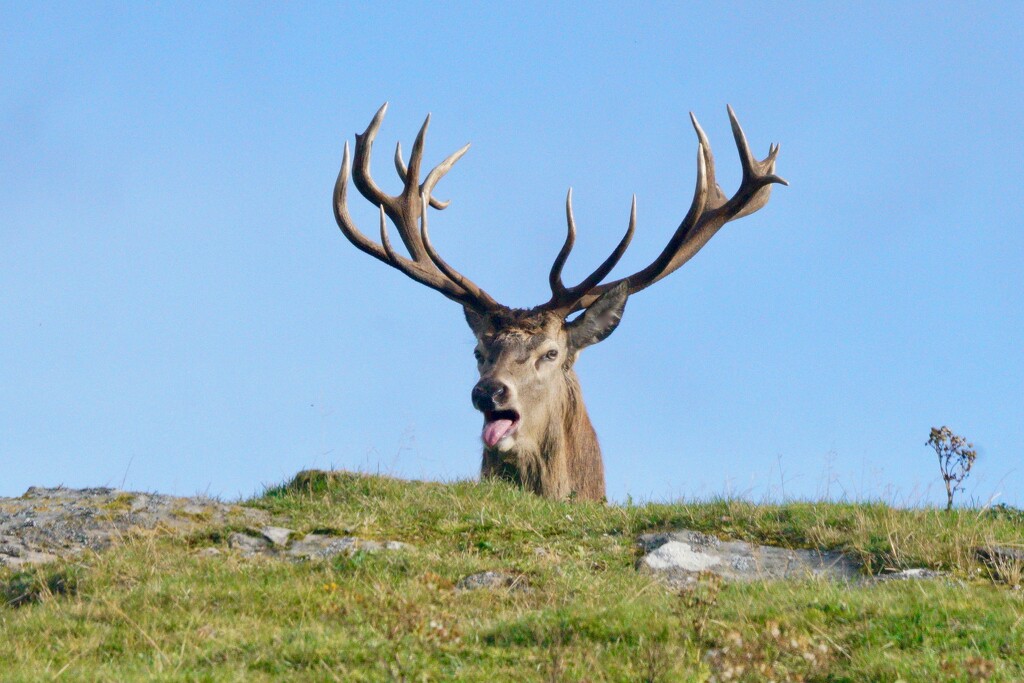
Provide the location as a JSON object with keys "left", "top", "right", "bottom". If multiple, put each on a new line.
{"left": 639, "top": 530, "right": 721, "bottom": 554}
{"left": 0, "top": 486, "right": 268, "bottom": 568}
{"left": 638, "top": 530, "right": 955, "bottom": 587}
{"left": 456, "top": 571, "right": 526, "bottom": 591}
{"left": 871, "top": 567, "right": 947, "bottom": 582}
{"left": 286, "top": 534, "right": 412, "bottom": 560}
{"left": 210, "top": 530, "right": 413, "bottom": 560}
{"left": 288, "top": 535, "right": 358, "bottom": 559}
{"left": 638, "top": 529, "right": 862, "bottom": 587}
{"left": 178, "top": 504, "right": 212, "bottom": 518}
{"left": 284, "top": 533, "right": 331, "bottom": 558}
{"left": 643, "top": 541, "right": 723, "bottom": 573}
{"left": 228, "top": 532, "right": 271, "bottom": 555}
{"left": 260, "top": 526, "right": 295, "bottom": 547}
{"left": 976, "top": 545, "right": 1024, "bottom": 566}
{"left": 0, "top": 548, "right": 59, "bottom": 569}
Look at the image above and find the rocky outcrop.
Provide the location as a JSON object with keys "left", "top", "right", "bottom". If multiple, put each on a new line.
{"left": 637, "top": 529, "right": 954, "bottom": 586}
{"left": 455, "top": 570, "right": 527, "bottom": 592}
{"left": 0, "top": 486, "right": 267, "bottom": 569}
{"left": 637, "top": 530, "right": 862, "bottom": 586}
{"left": 1, "top": 487, "right": 971, "bottom": 589}
{"left": 223, "top": 529, "right": 413, "bottom": 559}
{"left": 0, "top": 487, "right": 412, "bottom": 570}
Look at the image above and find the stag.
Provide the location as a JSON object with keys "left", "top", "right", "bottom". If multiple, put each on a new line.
{"left": 333, "top": 104, "right": 786, "bottom": 501}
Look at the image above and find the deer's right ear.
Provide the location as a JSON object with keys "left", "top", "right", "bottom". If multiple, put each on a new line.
{"left": 566, "top": 281, "right": 628, "bottom": 351}
{"left": 464, "top": 306, "right": 487, "bottom": 336}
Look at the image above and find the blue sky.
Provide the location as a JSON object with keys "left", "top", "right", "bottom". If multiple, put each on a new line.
{"left": 2, "top": 2, "right": 1021, "bottom": 506}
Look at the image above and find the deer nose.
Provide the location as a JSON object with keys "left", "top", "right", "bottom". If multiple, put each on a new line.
{"left": 471, "top": 378, "right": 508, "bottom": 411}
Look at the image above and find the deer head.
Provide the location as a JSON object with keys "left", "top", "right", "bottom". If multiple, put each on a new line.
{"left": 333, "top": 103, "right": 786, "bottom": 501}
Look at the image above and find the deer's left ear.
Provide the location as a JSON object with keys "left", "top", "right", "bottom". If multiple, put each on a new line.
{"left": 464, "top": 306, "right": 487, "bottom": 336}
{"left": 566, "top": 281, "right": 629, "bottom": 352}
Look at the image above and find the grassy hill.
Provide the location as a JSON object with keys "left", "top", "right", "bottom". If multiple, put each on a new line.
{"left": 2, "top": 471, "right": 1023, "bottom": 681}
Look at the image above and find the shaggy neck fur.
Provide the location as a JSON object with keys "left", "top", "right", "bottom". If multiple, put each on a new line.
{"left": 480, "top": 366, "right": 606, "bottom": 502}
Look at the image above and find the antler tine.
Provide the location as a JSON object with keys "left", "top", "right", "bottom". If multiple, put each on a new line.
{"left": 728, "top": 104, "right": 757, "bottom": 181}
{"left": 727, "top": 105, "right": 789, "bottom": 192}
{"left": 652, "top": 140, "right": 710, "bottom": 263}
{"left": 543, "top": 105, "right": 784, "bottom": 314}
{"left": 351, "top": 102, "right": 394, "bottom": 213}
{"left": 403, "top": 114, "right": 430, "bottom": 198}
{"left": 378, "top": 204, "right": 400, "bottom": 263}
{"left": 724, "top": 105, "right": 788, "bottom": 220}
{"left": 395, "top": 141, "right": 451, "bottom": 209}
{"left": 419, "top": 196, "right": 499, "bottom": 309}
{"left": 545, "top": 189, "right": 636, "bottom": 311}
{"left": 571, "top": 194, "right": 636, "bottom": 295}
{"left": 334, "top": 105, "right": 499, "bottom": 312}
{"left": 422, "top": 142, "right": 472, "bottom": 198}
{"left": 544, "top": 194, "right": 636, "bottom": 311}
{"left": 334, "top": 141, "right": 392, "bottom": 265}
{"left": 689, "top": 112, "right": 727, "bottom": 210}
{"left": 350, "top": 105, "right": 428, "bottom": 261}
{"left": 548, "top": 188, "right": 578, "bottom": 299}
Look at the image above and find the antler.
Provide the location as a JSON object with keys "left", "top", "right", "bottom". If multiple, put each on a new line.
{"left": 542, "top": 105, "right": 787, "bottom": 314}
{"left": 333, "top": 103, "right": 499, "bottom": 312}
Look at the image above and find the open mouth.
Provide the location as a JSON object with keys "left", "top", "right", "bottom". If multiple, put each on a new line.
{"left": 482, "top": 409, "right": 520, "bottom": 448}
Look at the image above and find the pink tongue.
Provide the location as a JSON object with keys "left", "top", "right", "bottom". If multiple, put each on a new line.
{"left": 482, "top": 419, "right": 515, "bottom": 447}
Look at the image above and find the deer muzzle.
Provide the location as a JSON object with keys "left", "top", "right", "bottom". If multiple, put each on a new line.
{"left": 471, "top": 379, "right": 520, "bottom": 448}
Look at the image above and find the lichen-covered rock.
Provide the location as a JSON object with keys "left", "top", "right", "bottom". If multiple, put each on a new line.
{"left": 228, "top": 532, "right": 272, "bottom": 556}
{"left": 0, "top": 486, "right": 414, "bottom": 569}
{"left": 975, "top": 545, "right": 1024, "bottom": 566}
{"left": 286, "top": 534, "right": 411, "bottom": 560}
{"left": 637, "top": 529, "right": 861, "bottom": 587}
{"left": 0, "top": 486, "right": 268, "bottom": 569}
{"left": 260, "top": 527, "right": 295, "bottom": 547}
{"left": 870, "top": 567, "right": 948, "bottom": 582}
{"left": 637, "top": 530, "right": 956, "bottom": 587}
{"left": 0, "top": 542, "right": 59, "bottom": 570}
{"left": 455, "top": 570, "right": 526, "bottom": 592}
{"left": 217, "top": 530, "right": 413, "bottom": 560}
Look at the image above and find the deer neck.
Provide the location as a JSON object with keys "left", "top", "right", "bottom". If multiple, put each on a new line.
{"left": 554, "top": 369, "right": 605, "bottom": 501}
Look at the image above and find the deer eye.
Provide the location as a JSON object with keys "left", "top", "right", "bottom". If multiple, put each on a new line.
{"left": 474, "top": 349, "right": 484, "bottom": 362}
{"left": 544, "top": 349, "right": 559, "bottom": 361}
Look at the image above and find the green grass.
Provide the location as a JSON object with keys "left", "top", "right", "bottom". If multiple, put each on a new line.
{"left": 2, "top": 470, "right": 1022, "bottom": 681}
